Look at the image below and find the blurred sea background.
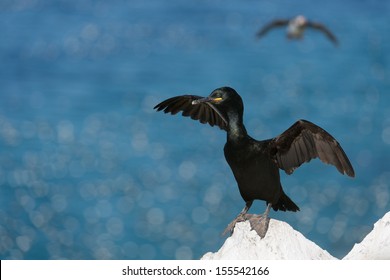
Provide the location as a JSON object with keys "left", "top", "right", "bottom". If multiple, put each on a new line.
{"left": 0, "top": 0, "right": 389, "bottom": 259}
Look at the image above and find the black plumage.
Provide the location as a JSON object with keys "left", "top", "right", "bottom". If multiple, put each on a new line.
{"left": 154, "top": 87, "right": 354, "bottom": 237}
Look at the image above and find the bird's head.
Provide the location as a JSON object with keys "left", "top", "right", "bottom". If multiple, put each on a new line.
{"left": 294, "top": 15, "right": 307, "bottom": 26}
{"left": 191, "top": 87, "right": 244, "bottom": 120}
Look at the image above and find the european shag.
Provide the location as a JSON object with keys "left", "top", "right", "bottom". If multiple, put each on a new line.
{"left": 256, "top": 15, "right": 339, "bottom": 46}
{"left": 154, "top": 87, "right": 354, "bottom": 238}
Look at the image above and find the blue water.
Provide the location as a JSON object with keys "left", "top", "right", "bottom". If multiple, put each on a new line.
{"left": 0, "top": 0, "right": 389, "bottom": 259}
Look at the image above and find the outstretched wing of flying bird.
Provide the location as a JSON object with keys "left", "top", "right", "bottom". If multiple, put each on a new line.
{"left": 256, "top": 19, "right": 289, "bottom": 38}
{"left": 154, "top": 95, "right": 228, "bottom": 130}
{"left": 269, "top": 119, "right": 354, "bottom": 177}
{"left": 306, "top": 21, "right": 339, "bottom": 46}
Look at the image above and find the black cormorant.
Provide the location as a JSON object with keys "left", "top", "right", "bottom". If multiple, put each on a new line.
{"left": 256, "top": 15, "right": 339, "bottom": 46}
{"left": 154, "top": 87, "right": 354, "bottom": 238}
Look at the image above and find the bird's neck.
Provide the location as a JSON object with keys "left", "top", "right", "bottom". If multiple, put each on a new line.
{"left": 226, "top": 112, "right": 248, "bottom": 142}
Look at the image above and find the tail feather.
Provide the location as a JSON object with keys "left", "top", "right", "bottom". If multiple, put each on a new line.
{"left": 271, "top": 191, "right": 300, "bottom": 212}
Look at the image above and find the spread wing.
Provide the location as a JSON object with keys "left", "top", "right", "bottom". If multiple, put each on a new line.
{"left": 154, "top": 95, "right": 228, "bottom": 130}
{"left": 256, "top": 19, "right": 289, "bottom": 38}
{"left": 306, "top": 21, "right": 339, "bottom": 46}
{"left": 269, "top": 119, "right": 354, "bottom": 177}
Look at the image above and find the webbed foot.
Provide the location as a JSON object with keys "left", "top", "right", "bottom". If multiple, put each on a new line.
{"left": 248, "top": 214, "right": 270, "bottom": 238}
{"left": 222, "top": 213, "right": 254, "bottom": 236}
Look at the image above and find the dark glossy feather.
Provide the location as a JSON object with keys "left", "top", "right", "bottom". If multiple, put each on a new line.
{"left": 270, "top": 119, "right": 355, "bottom": 177}
{"left": 154, "top": 95, "right": 228, "bottom": 130}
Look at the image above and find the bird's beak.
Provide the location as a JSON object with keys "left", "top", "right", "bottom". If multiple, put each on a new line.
{"left": 192, "top": 97, "right": 222, "bottom": 105}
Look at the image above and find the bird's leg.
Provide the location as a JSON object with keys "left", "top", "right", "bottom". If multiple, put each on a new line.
{"left": 222, "top": 201, "right": 253, "bottom": 236}
{"left": 248, "top": 203, "right": 271, "bottom": 238}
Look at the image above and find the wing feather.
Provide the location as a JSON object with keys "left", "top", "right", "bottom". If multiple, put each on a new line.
{"left": 270, "top": 119, "right": 354, "bottom": 177}
{"left": 154, "top": 95, "right": 228, "bottom": 130}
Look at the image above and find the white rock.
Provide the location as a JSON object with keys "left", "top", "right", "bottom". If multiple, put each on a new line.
{"left": 343, "top": 212, "right": 390, "bottom": 260}
{"left": 201, "top": 219, "right": 337, "bottom": 260}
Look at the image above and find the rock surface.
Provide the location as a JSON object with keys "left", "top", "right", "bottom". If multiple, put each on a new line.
{"left": 201, "top": 212, "right": 390, "bottom": 260}
{"left": 201, "top": 219, "right": 337, "bottom": 260}
{"left": 343, "top": 212, "right": 390, "bottom": 260}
